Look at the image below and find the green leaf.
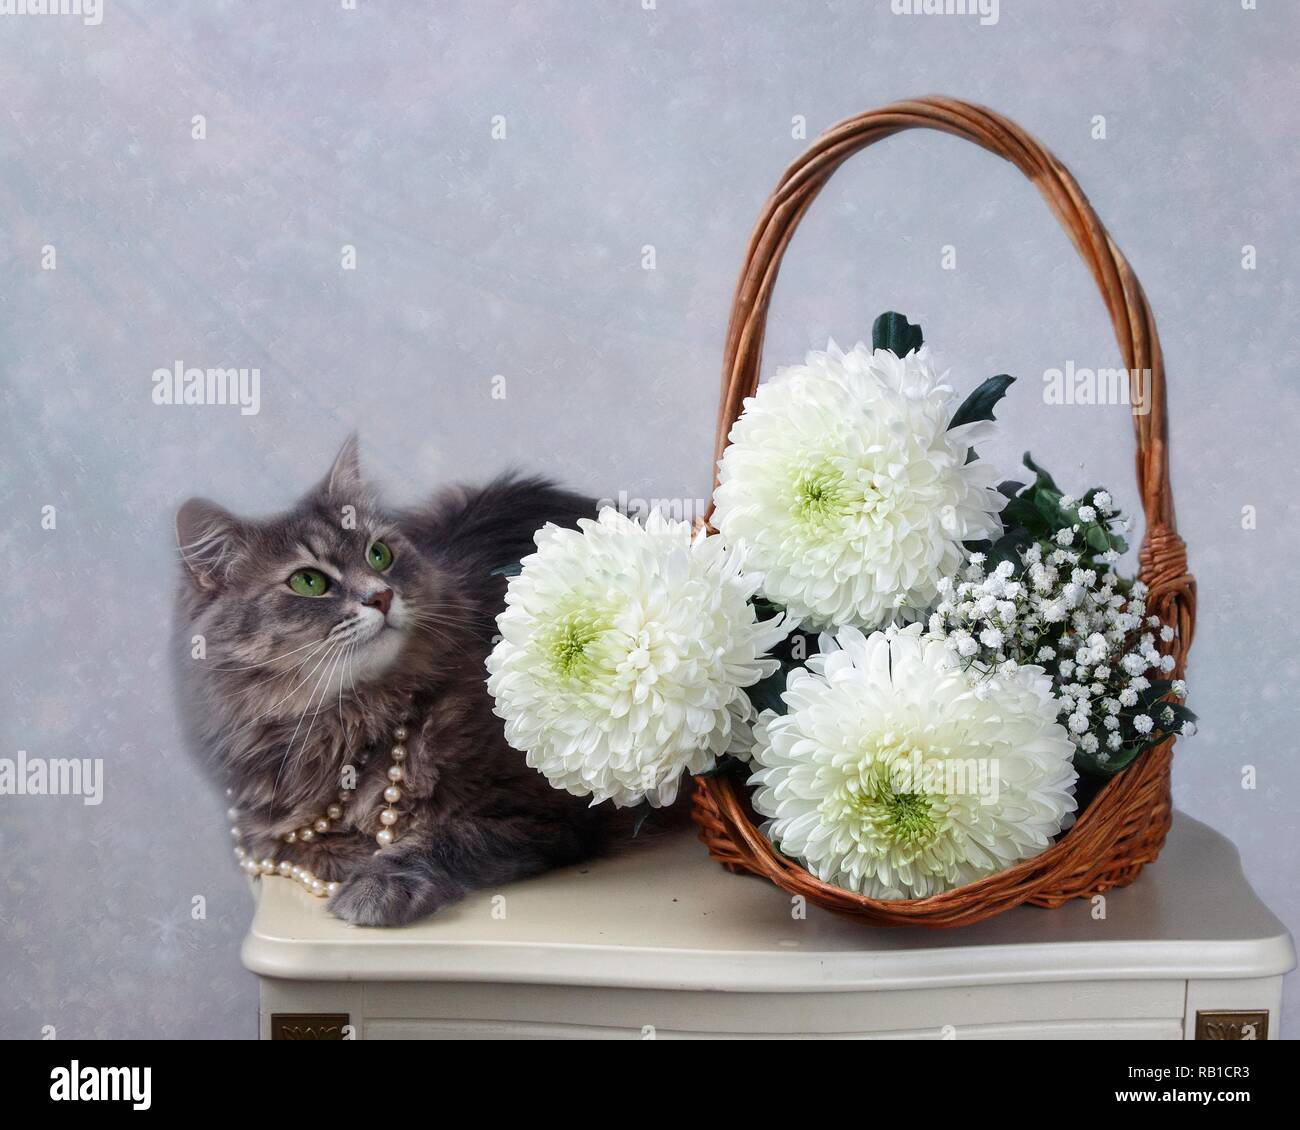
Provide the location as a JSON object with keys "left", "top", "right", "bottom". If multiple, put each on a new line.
{"left": 949, "top": 374, "right": 1016, "bottom": 431}
{"left": 999, "top": 494, "right": 1049, "bottom": 538}
{"left": 1162, "top": 703, "right": 1199, "bottom": 732}
{"left": 1084, "top": 523, "right": 1112, "bottom": 554}
{"left": 1022, "top": 452, "right": 1061, "bottom": 494}
{"left": 1076, "top": 694, "right": 1197, "bottom": 780}
{"left": 751, "top": 595, "right": 787, "bottom": 622}
{"left": 747, "top": 660, "right": 798, "bottom": 716}
{"left": 489, "top": 561, "right": 523, "bottom": 578}
{"left": 1137, "top": 678, "right": 1175, "bottom": 701}
{"left": 1135, "top": 685, "right": 1198, "bottom": 730}
{"left": 984, "top": 527, "right": 1034, "bottom": 573}
{"left": 1032, "top": 488, "right": 1071, "bottom": 532}
{"left": 1066, "top": 490, "right": 1125, "bottom": 559}
{"left": 1075, "top": 736, "right": 1155, "bottom": 777}
{"left": 872, "top": 311, "right": 924, "bottom": 358}
{"left": 999, "top": 455, "right": 1077, "bottom": 545}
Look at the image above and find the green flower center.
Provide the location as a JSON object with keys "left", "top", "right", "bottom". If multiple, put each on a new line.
{"left": 879, "top": 790, "right": 936, "bottom": 849}
{"left": 793, "top": 463, "right": 893, "bottom": 532}
{"left": 543, "top": 611, "right": 608, "bottom": 682}
{"left": 823, "top": 757, "right": 941, "bottom": 854}
{"left": 793, "top": 465, "right": 848, "bottom": 524}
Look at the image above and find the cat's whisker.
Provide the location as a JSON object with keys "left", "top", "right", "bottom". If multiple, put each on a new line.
{"left": 267, "top": 642, "right": 344, "bottom": 819}
{"left": 337, "top": 643, "right": 355, "bottom": 733}
{"left": 412, "top": 622, "right": 481, "bottom": 663}
{"left": 262, "top": 652, "right": 335, "bottom": 821}
{"left": 219, "top": 639, "right": 341, "bottom": 741}
{"left": 331, "top": 625, "right": 371, "bottom": 646}
{"left": 417, "top": 609, "right": 483, "bottom": 625}
{"left": 224, "top": 636, "right": 335, "bottom": 702}
{"left": 329, "top": 616, "right": 362, "bottom": 640}
{"left": 407, "top": 618, "right": 492, "bottom": 653}
{"left": 226, "top": 639, "right": 327, "bottom": 691}
{"left": 411, "top": 612, "right": 487, "bottom": 627}
{"left": 283, "top": 645, "right": 349, "bottom": 807}
{"left": 203, "top": 634, "right": 336, "bottom": 673}
{"left": 407, "top": 608, "right": 492, "bottom": 630}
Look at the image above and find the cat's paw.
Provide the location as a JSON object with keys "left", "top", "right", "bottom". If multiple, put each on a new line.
{"left": 327, "top": 854, "right": 464, "bottom": 928}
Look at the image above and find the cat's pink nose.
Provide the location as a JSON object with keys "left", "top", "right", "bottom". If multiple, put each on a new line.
{"left": 363, "top": 588, "right": 393, "bottom": 617}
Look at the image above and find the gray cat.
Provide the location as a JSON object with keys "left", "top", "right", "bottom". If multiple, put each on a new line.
{"left": 174, "top": 437, "right": 624, "bottom": 926}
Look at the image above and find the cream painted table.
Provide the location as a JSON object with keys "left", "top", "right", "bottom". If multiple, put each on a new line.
{"left": 242, "top": 813, "right": 1294, "bottom": 1040}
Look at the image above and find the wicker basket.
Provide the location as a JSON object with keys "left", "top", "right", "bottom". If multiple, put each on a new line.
{"left": 690, "top": 96, "right": 1197, "bottom": 928}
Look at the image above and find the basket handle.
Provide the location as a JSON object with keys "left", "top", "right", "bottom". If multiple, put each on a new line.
{"left": 708, "top": 96, "right": 1195, "bottom": 669}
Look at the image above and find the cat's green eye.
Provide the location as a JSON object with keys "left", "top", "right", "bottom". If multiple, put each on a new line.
{"left": 368, "top": 540, "right": 394, "bottom": 571}
{"left": 287, "top": 568, "right": 331, "bottom": 597}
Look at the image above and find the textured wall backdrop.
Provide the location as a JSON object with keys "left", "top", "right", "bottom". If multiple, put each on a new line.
{"left": 1, "top": 0, "right": 1296, "bottom": 1039}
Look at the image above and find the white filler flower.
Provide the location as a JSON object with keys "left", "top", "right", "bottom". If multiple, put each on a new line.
{"left": 749, "top": 625, "right": 1076, "bottom": 899}
{"left": 487, "top": 508, "right": 788, "bottom": 808}
{"left": 713, "top": 342, "right": 1006, "bottom": 628}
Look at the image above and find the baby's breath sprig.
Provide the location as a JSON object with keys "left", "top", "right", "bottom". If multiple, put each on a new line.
{"left": 926, "top": 458, "right": 1196, "bottom": 777}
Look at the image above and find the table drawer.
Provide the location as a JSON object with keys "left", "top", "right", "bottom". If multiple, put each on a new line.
{"left": 262, "top": 977, "right": 1187, "bottom": 1039}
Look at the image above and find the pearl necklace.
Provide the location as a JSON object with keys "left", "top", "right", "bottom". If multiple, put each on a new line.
{"left": 230, "top": 708, "right": 414, "bottom": 899}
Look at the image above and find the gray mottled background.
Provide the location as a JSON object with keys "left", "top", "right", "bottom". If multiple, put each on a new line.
{"left": 1, "top": 0, "right": 1296, "bottom": 1039}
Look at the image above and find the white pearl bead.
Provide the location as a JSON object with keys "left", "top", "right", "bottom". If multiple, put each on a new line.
{"left": 383, "top": 785, "right": 401, "bottom": 804}
{"left": 313, "top": 818, "right": 330, "bottom": 834}
{"left": 278, "top": 861, "right": 293, "bottom": 877}
{"left": 326, "top": 882, "right": 341, "bottom": 897}
{"left": 388, "top": 765, "right": 404, "bottom": 782}
{"left": 391, "top": 744, "right": 407, "bottom": 761}
{"left": 299, "top": 869, "right": 314, "bottom": 885}
{"left": 326, "top": 804, "right": 343, "bottom": 820}
{"left": 259, "top": 859, "right": 276, "bottom": 875}
{"left": 241, "top": 859, "right": 259, "bottom": 875}
{"left": 310, "top": 879, "right": 326, "bottom": 896}
{"left": 393, "top": 726, "right": 409, "bottom": 742}
{"left": 285, "top": 831, "right": 297, "bottom": 844}
{"left": 230, "top": 827, "right": 242, "bottom": 840}
{"left": 376, "top": 828, "right": 395, "bottom": 847}
{"left": 299, "top": 828, "right": 315, "bottom": 843}
{"left": 379, "top": 808, "right": 398, "bottom": 826}
{"left": 233, "top": 846, "right": 247, "bottom": 860}
{"left": 291, "top": 865, "right": 303, "bottom": 879}
{"left": 226, "top": 807, "right": 240, "bottom": 822}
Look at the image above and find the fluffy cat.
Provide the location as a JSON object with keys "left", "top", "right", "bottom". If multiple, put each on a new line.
{"left": 174, "top": 436, "right": 625, "bottom": 926}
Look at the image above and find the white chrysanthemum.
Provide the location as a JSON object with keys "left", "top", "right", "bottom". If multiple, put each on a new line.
{"left": 713, "top": 342, "right": 1006, "bottom": 628}
{"left": 749, "top": 624, "right": 1077, "bottom": 899}
{"left": 486, "top": 508, "right": 788, "bottom": 808}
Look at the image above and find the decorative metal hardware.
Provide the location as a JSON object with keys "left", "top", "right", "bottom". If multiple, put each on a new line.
{"left": 1194, "top": 1010, "right": 1268, "bottom": 1041}
{"left": 270, "top": 1012, "right": 350, "bottom": 1040}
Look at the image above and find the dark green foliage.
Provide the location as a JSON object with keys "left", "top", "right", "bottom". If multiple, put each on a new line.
{"left": 872, "top": 311, "right": 924, "bottom": 358}
{"left": 950, "top": 373, "right": 1016, "bottom": 430}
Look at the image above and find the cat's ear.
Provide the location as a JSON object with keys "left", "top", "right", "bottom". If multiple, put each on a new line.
{"left": 176, "top": 498, "right": 243, "bottom": 592}
{"left": 323, "top": 433, "right": 363, "bottom": 501}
